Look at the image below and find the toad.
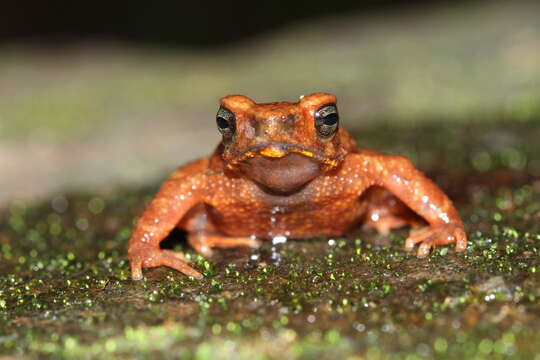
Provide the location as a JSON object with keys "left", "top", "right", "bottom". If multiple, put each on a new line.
{"left": 128, "top": 93, "right": 467, "bottom": 280}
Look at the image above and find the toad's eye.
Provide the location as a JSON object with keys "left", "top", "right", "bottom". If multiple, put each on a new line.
{"left": 314, "top": 104, "right": 339, "bottom": 139}
{"left": 216, "top": 106, "right": 236, "bottom": 137}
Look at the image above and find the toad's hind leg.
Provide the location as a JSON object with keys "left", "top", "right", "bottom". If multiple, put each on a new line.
{"left": 179, "top": 204, "right": 260, "bottom": 256}
{"left": 361, "top": 186, "right": 424, "bottom": 234}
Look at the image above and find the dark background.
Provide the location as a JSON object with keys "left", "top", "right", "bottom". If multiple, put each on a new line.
{"left": 2, "top": 0, "right": 450, "bottom": 47}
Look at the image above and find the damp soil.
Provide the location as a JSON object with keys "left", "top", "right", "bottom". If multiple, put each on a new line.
{"left": 1, "top": 119, "right": 540, "bottom": 359}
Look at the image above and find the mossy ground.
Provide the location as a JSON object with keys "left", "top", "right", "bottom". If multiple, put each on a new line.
{"left": 1, "top": 119, "right": 539, "bottom": 359}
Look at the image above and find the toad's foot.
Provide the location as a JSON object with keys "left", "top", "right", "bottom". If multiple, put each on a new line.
{"left": 129, "top": 247, "right": 203, "bottom": 280}
{"left": 188, "top": 231, "right": 261, "bottom": 257}
{"left": 405, "top": 223, "right": 467, "bottom": 257}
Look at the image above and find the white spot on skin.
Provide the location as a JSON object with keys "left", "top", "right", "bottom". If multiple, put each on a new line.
{"left": 271, "top": 206, "right": 284, "bottom": 214}
{"left": 421, "top": 195, "right": 429, "bottom": 203}
{"left": 370, "top": 213, "right": 380, "bottom": 222}
{"left": 272, "top": 236, "right": 287, "bottom": 244}
{"left": 439, "top": 212, "right": 450, "bottom": 223}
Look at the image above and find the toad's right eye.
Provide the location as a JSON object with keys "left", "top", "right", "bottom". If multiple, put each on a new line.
{"left": 216, "top": 106, "right": 236, "bottom": 137}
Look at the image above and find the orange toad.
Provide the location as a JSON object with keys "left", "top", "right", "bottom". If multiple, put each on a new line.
{"left": 128, "top": 93, "right": 467, "bottom": 280}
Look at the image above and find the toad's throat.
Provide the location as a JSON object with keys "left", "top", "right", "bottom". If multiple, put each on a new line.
{"left": 238, "top": 152, "right": 323, "bottom": 194}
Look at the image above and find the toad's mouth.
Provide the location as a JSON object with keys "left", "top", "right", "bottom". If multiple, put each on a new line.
{"left": 230, "top": 144, "right": 338, "bottom": 194}
{"left": 227, "top": 144, "right": 338, "bottom": 169}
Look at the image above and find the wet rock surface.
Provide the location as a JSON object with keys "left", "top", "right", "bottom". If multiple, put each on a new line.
{"left": 1, "top": 120, "right": 540, "bottom": 358}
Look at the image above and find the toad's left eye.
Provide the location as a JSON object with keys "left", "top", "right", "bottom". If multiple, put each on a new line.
{"left": 314, "top": 104, "right": 339, "bottom": 138}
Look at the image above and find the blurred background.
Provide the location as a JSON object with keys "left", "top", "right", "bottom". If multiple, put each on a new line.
{"left": 1, "top": 0, "right": 539, "bottom": 205}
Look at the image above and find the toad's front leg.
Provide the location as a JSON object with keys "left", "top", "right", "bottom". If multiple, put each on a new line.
{"left": 128, "top": 160, "right": 207, "bottom": 280}
{"left": 353, "top": 151, "right": 467, "bottom": 257}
